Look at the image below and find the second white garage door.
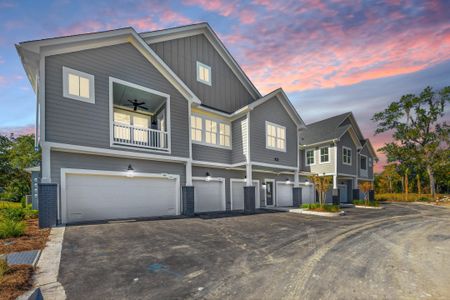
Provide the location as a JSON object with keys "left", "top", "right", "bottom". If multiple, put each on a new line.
{"left": 231, "top": 179, "right": 260, "bottom": 210}
{"left": 62, "top": 170, "right": 179, "bottom": 224}
{"left": 276, "top": 182, "right": 294, "bottom": 207}
{"left": 193, "top": 178, "right": 225, "bottom": 213}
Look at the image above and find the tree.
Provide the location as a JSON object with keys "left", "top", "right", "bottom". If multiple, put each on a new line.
{"left": 376, "top": 163, "right": 402, "bottom": 193}
{"left": 309, "top": 175, "right": 332, "bottom": 207}
{"left": 359, "top": 181, "right": 372, "bottom": 205}
{"left": 373, "top": 86, "right": 450, "bottom": 199}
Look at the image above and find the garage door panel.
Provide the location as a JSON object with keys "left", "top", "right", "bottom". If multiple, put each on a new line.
{"left": 231, "top": 180, "right": 260, "bottom": 210}
{"left": 277, "top": 183, "right": 293, "bottom": 207}
{"left": 193, "top": 180, "right": 225, "bottom": 213}
{"left": 66, "top": 174, "right": 178, "bottom": 223}
{"left": 301, "top": 185, "right": 315, "bottom": 204}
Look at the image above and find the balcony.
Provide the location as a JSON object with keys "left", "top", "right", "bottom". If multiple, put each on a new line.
{"left": 113, "top": 122, "right": 168, "bottom": 151}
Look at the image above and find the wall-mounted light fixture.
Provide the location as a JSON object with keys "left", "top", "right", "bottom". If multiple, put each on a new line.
{"left": 126, "top": 164, "right": 135, "bottom": 177}
{"left": 206, "top": 172, "right": 211, "bottom": 181}
{"left": 286, "top": 178, "right": 291, "bottom": 184}
{"left": 262, "top": 182, "right": 267, "bottom": 189}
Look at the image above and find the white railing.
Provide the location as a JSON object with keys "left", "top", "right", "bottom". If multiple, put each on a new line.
{"left": 113, "top": 122, "right": 168, "bottom": 151}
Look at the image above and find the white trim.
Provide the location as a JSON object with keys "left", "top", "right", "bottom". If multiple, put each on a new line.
{"left": 319, "top": 146, "right": 330, "bottom": 164}
{"left": 44, "top": 141, "right": 189, "bottom": 163}
{"left": 275, "top": 181, "right": 294, "bottom": 207}
{"left": 196, "top": 61, "right": 212, "bottom": 86}
{"left": 342, "top": 146, "right": 352, "bottom": 166}
{"left": 192, "top": 176, "right": 226, "bottom": 211}
{"left": 39, "top": 53, "right": 45, "bottom": 143}
{"left": 108, "top": 77, "right": 172, "bottom": 154}
{"left": 305, "top": 148, "right": 315, "bottom": 166}
{"left": 41, "top": 144, "right": 51, "bottom": 183}
{"left": 263, "top": 178, "right": 276, "bottom": 207}
{"left": 230, "top": 179, "right": 260, "bottom": 210}
{"left": 192, "top": 160, "right": 245, "bottom": 168}
{"left": 339, "top": 173, "right": 358, "bottom": 177}
{"left": 265, "top": 121, "right": 287, "bottom": 152}
{"left": 62, "top": 66, "right": 95, "bottom": 103}
{"left": 300, "top": 139, "right": 339, "bottom": 149}
{"left": 60, "top": 168, "right": 180, "bottom": 224}
{"left": 251, "top": 161, "right": 298, "bottom": 171}
{"left": 338, "top": 126, "right": 362, "bottom": 149}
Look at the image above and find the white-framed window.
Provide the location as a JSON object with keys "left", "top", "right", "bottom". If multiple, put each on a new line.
{"left": 196, "top": 61, "right": 211, "bottom": 86}
{"left": 360, "top": 154, "right": 368, "bottom": 170}
{"left": 320, "top": 147, "right": 329, "bottom": 163}
{"left": 205, "top": 119, "right": 217, "bottom": 145}
{"left": 191, "top": 115, "right": 203, "bottom": 142}
{"left": 219, "top": 123, "right": 231, "bottom": 147}
{"left": 305, "top": 149, "right": 315, "bottom": 166}
{"left": 266, "top": 121, "right": 286, "bottom": 152}
{"left": 342, "top": 146, "right": 352, "bottom": 165}
{"left": 113, "top": 110, "right": 150, "bottom": 143}
{"left": 63, "top": 66, "right": 95, "bottom": 103}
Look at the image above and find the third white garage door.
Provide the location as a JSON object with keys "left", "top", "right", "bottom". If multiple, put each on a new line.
{"left": 276, "top": 182, "right": 294, "bottom": 207}
{"left": 193, "top": 177, "right": 226, "bottom": 213}
{"left": 230, "top": 179, "right": 260, "bottom": 210}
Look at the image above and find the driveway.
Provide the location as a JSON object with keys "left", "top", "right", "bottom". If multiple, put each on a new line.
{"left": 58, "top": 203, "right": 450, "bottom": 299}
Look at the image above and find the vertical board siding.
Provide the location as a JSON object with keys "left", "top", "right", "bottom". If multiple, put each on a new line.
{"left": 45, "top": 43, "right": 189, "bottom": 158}
{"left": 232, "top": 116, "right": 247, "bottom": 164}
{"left": 337, "top": 131, "right": 357, "bottom": 175}
{"left": 359, "top": 145, "right": 374, "bottom": 179}
{"left": 192, "top": 143, "right": 231, "bottom": 164}
{"left": 249, "top": 97, "right": 297, "bottom": 167}
{"left": 149, "top": 34, "right": 255, "bottom": 113}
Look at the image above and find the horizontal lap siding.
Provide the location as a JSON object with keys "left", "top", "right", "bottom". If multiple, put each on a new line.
{"left": 359, "top": 145, "right": 374, "bottom": 179}
{"left": 301, "top": 145, "right": 336, "bottom": 174}
{"left": 45, "top": 43, "right": 189, "bottom": 158}
{"left": 192, "top": 143, "right": 231, "bottom": 164}
{"left": 338, "top": 131, "right": 357, "bottom": 176}
{"left": 150, "top": 35, "right": 255, "bottom": 113}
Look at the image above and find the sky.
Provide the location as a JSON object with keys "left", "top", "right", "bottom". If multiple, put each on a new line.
{"left": 0, "top": 0, "right": 449, "bottom": 172}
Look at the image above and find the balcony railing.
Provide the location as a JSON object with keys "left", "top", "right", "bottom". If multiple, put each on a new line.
{"left": 113, "top": 122, "right": 168, "bottom": 151}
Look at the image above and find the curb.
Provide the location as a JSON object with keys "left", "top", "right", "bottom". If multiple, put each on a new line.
{"left": 354, "top": 205, "right": 385, "bottom": 210}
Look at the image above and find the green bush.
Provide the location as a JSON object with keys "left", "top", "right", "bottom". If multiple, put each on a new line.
{"left": 0, "top": 219, "right": 26, "bottom": 239}
{"left": 418, "top": 196, "right": 431, "bottom": 202}
{"left": 0, "top": 207, "right": 26, "bottom": 222}
{"left": 301, "top": 203, "right": 340, "bottom": 212}
{"left": 21, "top": 197, "right": 27, "bottom": 208}
{"left": 25, "top": 208, "right": 38, "bottom": 219}
{"left": 353, "top": 200, "right": 379, "bottom": 207}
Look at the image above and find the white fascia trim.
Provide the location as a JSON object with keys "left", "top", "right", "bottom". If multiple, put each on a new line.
{"left": 338, "top": 112, "right": 365, "bottom": 142}
{"left": 192, "top": 160, "right": 245, "bottom": 169}
{"left": 361, "top": 140, "right": 378, "bottom": 160}
{"left": 338, "top": 173, "right": 358, "bottom": 177}
{"left": 357, "top": 177, "right": 374, "bottom": 181}
{"left": 300, "top": 139, "right": 339, "bottom": 149}
{"left": 251, "top": 161, "right": 298, "bottom": 171}
{"left": 192, "top": 176, "right": 225, "bottom": 182}
{"left": 339, "top": 126, "right": 362, "bottom": 149}
{"left": 44, "top": 142, "right": 189, "bottom": 163}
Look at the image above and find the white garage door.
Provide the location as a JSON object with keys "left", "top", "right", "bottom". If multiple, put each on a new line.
{"left": 63, "top": 171, "right": 179, "bottom": 223}
{"left": 276, "top": 182, "right": 294, "bottom": 207}
{"left": 231, "top": 180, "right": 260, "bottom": 210}
{"left": 301, "top": 184, "right": 315, "bottom": 204}
{"left": 193, "top": 178, "right": 225, "bottom": 213}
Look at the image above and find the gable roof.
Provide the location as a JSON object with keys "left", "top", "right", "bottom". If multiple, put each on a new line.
{"left": 361, "top": 139, "right": 378, "bottom": 159}
{"left": 299, "top": 112, "right": 363, "bottom": 147}
{"left": 140, "top": 23, "right": 262, "bottom": 100}
{"left": 16, "top": 27, "right": 201, "bottom": 104}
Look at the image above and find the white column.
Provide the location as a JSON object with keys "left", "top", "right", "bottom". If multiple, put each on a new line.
{"left": 353, "top": 177, "right": 358, "bottom": 189}
{"left": 246, "top": 163, "right": 252, "bottom": 186}
{"left": 333, "top": 174, "right": 337, "bottom": 189}
{"left": 333, "top": 141, "right": 338, "bottom": 189}
{"left": 41, "top": 144, "right": 51, "bottom": 183}
{"left": 186, "top": 161, "right": 192, "bottom": 186}
{"left": 294, "top": 170, "right": 300, "bottom": 187}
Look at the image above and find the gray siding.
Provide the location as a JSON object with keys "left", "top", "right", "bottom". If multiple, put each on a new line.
{"left": 358, "top": 145, "right": 374, "bottom": 179}
{"left": 192, "top": 143, "right": 231, "bottom": 164}
{"left": 45, "top": 43, "right": 189, "bottom": 158}
{"left": 300, "top": 144, "right": 336, "bottom": 174}
{"left": 337, "top": 131, "right": 358, "bottom": 176}
{"left": 50, "top": 151, "right": 186, "bottom": 186}
{"left": 149, "top": 34, "right": 255, "bottom": 113}
{"left": 231, "top": 116, "right": 246, "bottom": 164}
{"left": 249, "top": 96, "right": 298, "bottom": 167}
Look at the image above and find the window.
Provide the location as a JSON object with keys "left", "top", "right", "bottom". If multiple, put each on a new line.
{"left": 360, "top": 155, "right": 367, "bottom": 170}
{"left": 205, "top": 119, "right": 217, "bottom": 144}
{"left": 63, "top": 66, "right": 95, "bottom": 103}
{"left": 113, "top": 110, "right": 149, "bottom": 143}
{"left": 219, "top": 123, "right": 231, "bottom": 147}
{"left": 197, "top": 61, "right": 211, "bottom": 85}
{"left": 306, "top": 149, "right": 315, "bottom": 165}
{"left": 191, "top": 116, "right": 203, "bottom": 142}
{"left": 266, "top": 122, "right": 286, "bottom": 152}
{"left": 320, "top": 147, "right": 329, "bottom": 163}
{"left": 342, "top": 147, "right": 352, "bottom": 165}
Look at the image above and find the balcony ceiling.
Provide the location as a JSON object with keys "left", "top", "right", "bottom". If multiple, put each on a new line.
{"left": 113, "top": 82, "right": 166, "bottom": 113}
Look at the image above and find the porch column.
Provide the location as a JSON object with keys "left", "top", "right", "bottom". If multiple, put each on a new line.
{"left": 333, "top": 174, "right": 337, "bottom": 189}
{"left": 245, "top": 163, "right": 252, "bottom": 186}
{"left": 294, "top": 170, "right": 300, "bottom": 187}
{"left": 185, "top": 161, "right": 193, "bottom": 186}
{"left": 41, "top": 144, "right": 51, "bottom": 183}
{"left": 352, "top": 178, "right": 360, "bottom": 201}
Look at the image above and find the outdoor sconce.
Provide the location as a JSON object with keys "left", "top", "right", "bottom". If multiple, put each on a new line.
{"left": 262, "top": 183, "right": 267, "bottom": 189}
{"left": 286, "top": 178, "right": 291, "bottom": 184}
{"left": 126, "top": 164, "right": 135, "bottom": 178}
{"left": 206, "top": 172, "right": 211, "bottom": 181}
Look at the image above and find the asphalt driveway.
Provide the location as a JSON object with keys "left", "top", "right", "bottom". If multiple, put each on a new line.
{"left": 58, "top": 203, "right": 450, "bottom": 299}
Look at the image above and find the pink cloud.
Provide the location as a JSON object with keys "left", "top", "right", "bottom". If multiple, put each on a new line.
{"left": 128, "top": 18, "right": 159, "bottom": 31}
{"left": 57, "top": 20, "right": 111, "bottom": 36}
{"left": 0, "top": 56, "right": 4, "bottom": 64}
{"left": 0, "top": 125, "right": 35, "bottom": 137}
{"left": 183, "top": 0, "right": 236, "bottom": 16}
{"left": 160, "top": 10, "right": 193, "bottom": 25}
{"left": 239, "top": 9, "right": 257, "bottom": 24}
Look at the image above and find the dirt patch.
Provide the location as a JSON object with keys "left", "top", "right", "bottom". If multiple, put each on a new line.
{"left": 0, "top": 219, "right": 50, "bottom": 254}
{"left": 0, "top": 264, "right": 33, "bottom": 300}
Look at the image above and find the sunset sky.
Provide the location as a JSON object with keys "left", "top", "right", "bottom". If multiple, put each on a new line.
{"left": 0, "top": 0, "right": 449, "bottom": 172}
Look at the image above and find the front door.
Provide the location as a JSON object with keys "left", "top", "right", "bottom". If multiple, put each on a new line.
{"left": 265, "top": 181, "right": 274, "bottom": 206}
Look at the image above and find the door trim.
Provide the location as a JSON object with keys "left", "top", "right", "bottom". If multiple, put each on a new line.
{"left": 192, "top": 176, "right": 226, "bottom": 212}
{"left": 264, "top": 178, "right": 275, "bottom": 207}
{"left": 60, "top": 168, "right": 180, "bottom": 224}
{"left": 230, "top": 178, "right": 260, "bottom": 210}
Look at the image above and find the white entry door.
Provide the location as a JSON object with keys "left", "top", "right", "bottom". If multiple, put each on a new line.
{"left": 276, "top": 182, "right": 294, "bottom": 207}
{"left": 230, "top": 179, "right": 260, "bottom": 210}
{"left": 193, "top": 178, "right": 225, "bottom": 213}
{"left": 63, "top": 170, "right": 179, "bottom": 224}
{"left": 339, "top": 184, "right": 348, "bottom": 203}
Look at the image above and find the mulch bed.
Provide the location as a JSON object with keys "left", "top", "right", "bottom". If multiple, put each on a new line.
{"left": 0, "top": 264, "right": 34, "bottom": 300}
{"left": 0, "top": 219, "right": 50, "bottom": 254}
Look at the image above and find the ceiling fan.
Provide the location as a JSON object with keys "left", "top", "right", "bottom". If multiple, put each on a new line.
{"left": 126, "top": 99, "right": 148, "bottom": 111}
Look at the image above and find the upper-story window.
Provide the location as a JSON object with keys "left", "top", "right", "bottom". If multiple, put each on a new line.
{"left": 360, "top": 155, "right": 368, "bottom": 170}
{"left": 305, "top": 149, "right": 315, "bottom": 165}
{"left": 342, "top": 147, "right": 352, "bottom": 165}
{"left": 191, "top": 114, "right": 231, "bottom": 148}
{"left": 266, "top": 121, "right": 286, "bottom": 152}
{"left": 320, "top": 147, "right": 329, "bottom": 163}
{"left": 63, "top": 66, "right": 95, "bottom": 103}
{"left": 197, "top": 61, "right": 211, "bottom": 86}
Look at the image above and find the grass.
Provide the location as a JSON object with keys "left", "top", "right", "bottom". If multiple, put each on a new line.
{"left": 0, "top": 201, "right": 21, "bottom": 209}
{"left": 375, "top": 193, "right": 445, "bottom": 202}
{"left": 353, "top": 200, "right": 380, "bottom": 207}
{"left": 301, "top": 203, "right": 341, "bottom": 212}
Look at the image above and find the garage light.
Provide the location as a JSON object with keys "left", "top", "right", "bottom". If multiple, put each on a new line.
{"left": 206, "top": 172, "right": 211, "bottom": 181}
{"left": 126, "top": 164, "right": 135, "bottom": 178}
{"left": 286, "top": 178, "right": 291, "bottom": 184}
{"left": 262, "top": 183, "right": 267, "bottom": 189}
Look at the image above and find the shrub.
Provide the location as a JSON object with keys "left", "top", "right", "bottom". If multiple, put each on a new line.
{"left": 0, "top": 219, "right": 26, "bottom": 239}
{"left": 353, "top": 200, "right": 379, "bottom": 207}
{"left": 418, "top": 196, "right": 431, "bottom": 202}
{"left": 0, "top": 207, "right": 26, "bottom": 222}
{"left": 25, "top": 208, "right": 38, "bottom": 219}
{"left": 0, "top": 258, "right": 8, "bottom": 278}
{"left": 21, "top": 197, "right": 27, "bottom": 208}
{"left": 301, "top": 203, "right": 340, "bottom": 212}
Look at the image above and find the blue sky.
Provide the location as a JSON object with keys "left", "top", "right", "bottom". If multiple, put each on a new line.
{"left": 0, "top": 0, "right": 449, "bottom": 170}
